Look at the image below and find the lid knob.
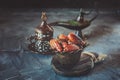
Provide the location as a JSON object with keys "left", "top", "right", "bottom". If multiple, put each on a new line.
{"left": 41, "top": 12, "right": 47, "bottom": 21}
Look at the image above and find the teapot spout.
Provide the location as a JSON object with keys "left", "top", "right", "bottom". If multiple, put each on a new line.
{"left": 89, "top": 10, "right": 99, "bottom": 23}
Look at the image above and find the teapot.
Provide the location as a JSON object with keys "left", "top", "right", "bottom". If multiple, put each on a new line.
{"left": 49, "top": 8, "right": 99, "bottom": 39}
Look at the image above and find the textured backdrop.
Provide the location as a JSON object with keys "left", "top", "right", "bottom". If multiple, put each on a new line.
{"left": 0, "top": 8, "right": 120, "bottom": 80}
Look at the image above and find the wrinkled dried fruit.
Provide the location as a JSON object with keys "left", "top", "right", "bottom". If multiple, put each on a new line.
{"left": 64, "top": 44, "right": 80, "bottom": 52}
{"left": 49, "top": 32, "right": 85, "bottom": 53}
{"left": 50, "top": 39, "right": 63, "bottom": 52}
{"left": 68, "top": 32, "right": 81, "bottom": 44}
{"left": 61, "top": 42, "right": 68, "bottom": 48}
{"left": 58, "top": 34, "right": 68, "bottom": 41}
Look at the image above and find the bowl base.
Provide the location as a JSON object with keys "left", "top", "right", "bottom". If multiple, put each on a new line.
{"left": 51, "top": 54, "right": 94, "bottom": 77}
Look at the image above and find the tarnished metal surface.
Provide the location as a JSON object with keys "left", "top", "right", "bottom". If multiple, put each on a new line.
{"left": 0, "top": 8, "right": 120, "bottom": 80}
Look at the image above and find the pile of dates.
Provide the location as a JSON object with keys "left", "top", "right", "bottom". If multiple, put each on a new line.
{"left": 49, "top": 32, "right": 86, "bottom": 53}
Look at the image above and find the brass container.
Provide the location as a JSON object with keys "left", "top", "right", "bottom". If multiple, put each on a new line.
{"left": 27, "top": 12, "right": 54, "bottom": 54}
{"left": 55, "top": 49, "right": 82, "bottom": 70}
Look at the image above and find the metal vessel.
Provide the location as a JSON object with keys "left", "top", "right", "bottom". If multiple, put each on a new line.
{"left": 27, "top": 12, "right": 54, "bottom": 54}
{"left": 49, "top": 9, "right": 98, "bottom": 39}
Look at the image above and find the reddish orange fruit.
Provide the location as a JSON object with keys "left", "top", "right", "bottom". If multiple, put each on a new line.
{"left": 61, "top": 42, "right": 68, "bottom": 48}
{"left": 50, "top": 39, "right": 63, "bottom": 52}
{"left": 68, "top": 32, "right": 80, "bottom": 44}
{"left": 64, "top": 44, "right": 80, "bottom": 52}
{"left": 58, "top": 34, "right": 68, "bottom": 41}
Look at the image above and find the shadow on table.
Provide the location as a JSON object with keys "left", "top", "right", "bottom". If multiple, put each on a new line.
{"left": 85, "top": 25, "right": 113, "bottom": 39}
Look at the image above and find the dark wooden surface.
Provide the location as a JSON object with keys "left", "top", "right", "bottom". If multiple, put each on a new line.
{"left": 0, "top": 8, "right": 120, "bottom": 80}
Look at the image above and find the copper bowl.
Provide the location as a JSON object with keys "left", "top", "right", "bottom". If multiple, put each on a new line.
{"left": 55, "top": 49, "right": 82, "bottom": 70}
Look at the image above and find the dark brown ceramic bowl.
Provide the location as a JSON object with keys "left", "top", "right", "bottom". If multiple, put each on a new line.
{"left": 55, "top": 49, "right": 83, "bottom": 70}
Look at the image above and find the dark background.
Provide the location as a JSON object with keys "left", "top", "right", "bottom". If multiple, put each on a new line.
{"left": 0, "top": 0, "right": 120, "bottom": 8}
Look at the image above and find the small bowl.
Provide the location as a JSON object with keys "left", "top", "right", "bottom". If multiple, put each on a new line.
{"left": 55, "top": 49, "right": 83, "bottom": 70}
